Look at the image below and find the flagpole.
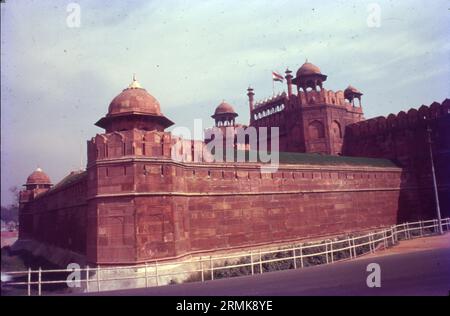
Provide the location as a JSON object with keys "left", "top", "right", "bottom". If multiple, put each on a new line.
{"left": 272, "top": 77, "right": 275, "bottom": 96}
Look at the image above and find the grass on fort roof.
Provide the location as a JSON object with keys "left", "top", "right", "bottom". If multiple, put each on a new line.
{"left": 47, "top": 152, "right": 397, "bottom": 193}
{"left": 235, "top": 150, "right": 398, "bottom": 167}
{"left": 47, "top": 170, "right": 87, "bottom": 193}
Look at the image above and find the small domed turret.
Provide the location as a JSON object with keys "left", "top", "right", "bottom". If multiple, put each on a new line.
{"left": 25, "top": 167, "right": 52, "bottom": 190}
{"left": 95, "top": 75, "right": 174, "bottom": 132}
{"left": 296, "top": 62, "right": 322, "bottom": 77}
{"left": 292, "top": 60, "right": 328, "bottom": 92}
{"left": 344, "top": 85, "right": 363, "bottom": 107}
{"left": 211, "top": 101, "right": 238, "bottom": 127}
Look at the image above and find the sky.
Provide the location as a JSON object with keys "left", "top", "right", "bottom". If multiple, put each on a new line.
{"left": 1, "top": 0, "right": 449, "bottom": 206}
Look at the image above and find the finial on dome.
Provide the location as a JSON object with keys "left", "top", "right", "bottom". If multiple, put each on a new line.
{"left": 128, "top": 73, "right": 142, "bottom": 89}
{"left": 36, "top": 167, "right": 42, "bottom": 172}
{"left": 305, "top": 58, "right": 308, "bottom": 63}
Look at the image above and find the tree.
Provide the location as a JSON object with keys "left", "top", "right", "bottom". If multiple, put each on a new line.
{"left": 1, "top": 205, "right": 18, "bottom": 222}
{"left": 1, "top": 186, "right": 20, "bottom": 223}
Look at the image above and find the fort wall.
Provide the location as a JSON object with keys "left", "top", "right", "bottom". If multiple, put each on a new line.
{"left": 19, "top": 171, "right": 87, "bottom": 255}
{"left": 86, "top": 147, "right": 404, "bottom": 264}
{"left": 17, "top": 71, "right": 448, "bottom": 267}
{"left": 343, "top": 100, "right": 450, "bottom": 220}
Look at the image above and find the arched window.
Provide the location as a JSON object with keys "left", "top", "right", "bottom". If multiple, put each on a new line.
{"left": 308, "top": 120, "right": 325, "bottom": 139}
{"left": 142, "top": 136, "right": 146, "bottom": 155}
{"left": 331, "top": 120, "right": 342, "bottom": 138}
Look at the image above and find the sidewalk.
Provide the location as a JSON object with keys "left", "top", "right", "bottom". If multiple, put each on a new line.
{"left": 360, "top": 232, "right": 450, "bottom": 260}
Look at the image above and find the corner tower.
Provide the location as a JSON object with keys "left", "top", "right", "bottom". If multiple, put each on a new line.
{"left": 86, "top": 76, "right": 177, "bottom": 265}
{"left": 291, "top": 61, "right": 364, "bottom": 155}
{"left": 248, "top": 60, "right": 365, "bottom": 155}
{"left": 95, "top": 75, "right": 174, "bottom": 132}
{"left": 19, "top": 168, "right": 53, "bottom": 239}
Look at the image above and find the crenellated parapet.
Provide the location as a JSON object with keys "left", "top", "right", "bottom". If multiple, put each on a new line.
{"left": 87, "top": 129, "right": 172, "bottom": 164}
{"left": 296, "top": 89, "right": 363, "bottom": 112}
{"left": 346, "top": 99, "right": 449, "bottom": 138}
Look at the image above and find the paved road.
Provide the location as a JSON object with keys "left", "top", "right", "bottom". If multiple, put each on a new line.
{"left": 95, "top": 247, "right": 450, "bottom": 296}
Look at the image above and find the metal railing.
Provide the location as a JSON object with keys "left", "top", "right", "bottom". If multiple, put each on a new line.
{"left": 2, "top": 217, "right": 449, "bottom": 296}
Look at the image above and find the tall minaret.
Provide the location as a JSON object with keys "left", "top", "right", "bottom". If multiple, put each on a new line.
{"left": 285, "top": 68, "right": 293, "bottom": 99}
{"left": 247, "top": 86, "right": 255, "bottom": 123}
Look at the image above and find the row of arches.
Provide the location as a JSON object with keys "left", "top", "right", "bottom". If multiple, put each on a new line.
{"left": 308, "top": 120, "right": 342, "bottom": 140}
{"left": 253, "top": 104, "right": 285, "bottom": 121}
{"left": 216, "top": 120, "right": 235, "bottom": 127}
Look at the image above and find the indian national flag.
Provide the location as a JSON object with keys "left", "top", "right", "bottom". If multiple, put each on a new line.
{"left": 272, "top": 71, "right": 284, "bottom": 82}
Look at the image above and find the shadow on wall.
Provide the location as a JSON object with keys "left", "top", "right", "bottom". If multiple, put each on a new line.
{"left": 396, "top": 114, "right": 450, "bottom": 223}
{"left": 342, "top": 99, "right": 450, "bottom": 223}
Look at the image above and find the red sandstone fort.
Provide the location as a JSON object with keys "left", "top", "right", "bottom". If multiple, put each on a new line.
{"left": 18, "top": 61, "right": 450, "bottom": 266}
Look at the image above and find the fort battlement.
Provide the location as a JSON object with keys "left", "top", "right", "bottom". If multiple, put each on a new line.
{"left": 19, "top": 69, "right": 449, "bottom": 266}
{"left": 88, "top": 155, "right": 405, "bottom": 264}
{"left": 343, "top": 99, "right": 450, "bottom": 165}
{"left": 251, "top": 89, "right": 363, "bottom": 123}
{"left": 346, "top": 99, "right": 449, "bottom": 138}
{"left": 87, "top": 129, "right": 172, "bottom": 162}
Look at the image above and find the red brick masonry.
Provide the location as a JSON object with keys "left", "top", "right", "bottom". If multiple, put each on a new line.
{"left": 18, "top": 72, "right": 449, "bottom": 265}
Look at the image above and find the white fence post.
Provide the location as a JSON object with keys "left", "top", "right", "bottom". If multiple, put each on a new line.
{"left": 86, "top": 265, "right": 90, "bottom": 293}
{"left": 144, "top": 263, "right": 148, "bottom": 287}
{"left": 96, "top": 266, "right": 101, "bottom": 292}
{"left": 406, "top": 222, "right": 410, "bottom": 239}
{"left": 352, "top": 237, "right": 357, "bottom": 258}
{"left": 27, "top": 268, "right": 31, "bottom": 296}
{"left": 38, "top": 267, "right": 42, "bottom": 296}
{"left": 348, "top": 238, "right": 352, "bottom": 259}
{"left": 259, "top": 249, "right": 263, "bottom": 274}
{"left": 210, "top": 256, "right": 214, "bottom": 281}
{"left": 200, "top": 258, "right": 204, "bottom": 282}
{"left": 419, "top": 220, "right": 423, "bottom": 237}
{"left": 369, "top": 234, "right": 373, "bottom": 253}
{"left": 300, "top": 245, "right": 304, "bottom": 268}
{"left": 330, "top": 241, "right": 334, "bottom": 263}
{"left": 325, "top": 242, "right": 329, "bottom": 264}
{"left": 293, "top": 246, "right": 297, "bottom": 269}
{"left": 391, "top": 226, "right": 395, "bottom": 245}
{"left": 250, "top": 251, "right": 254, "bottom": 275}
{"left": 155, "top": 261, "right": 159, "bottom": 286}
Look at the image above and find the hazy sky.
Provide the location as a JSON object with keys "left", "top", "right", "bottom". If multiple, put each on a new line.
{"left": 1, "top": 0, "right": 449, "bottom": 205}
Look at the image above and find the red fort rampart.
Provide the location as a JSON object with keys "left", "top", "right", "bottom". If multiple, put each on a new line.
{"left": 18, "top": 63, "right": 449, "bottom": 266}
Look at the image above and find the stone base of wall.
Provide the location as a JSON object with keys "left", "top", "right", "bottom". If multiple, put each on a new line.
{"left": 11, "top": 239, "right": 86, "bottom": 268}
